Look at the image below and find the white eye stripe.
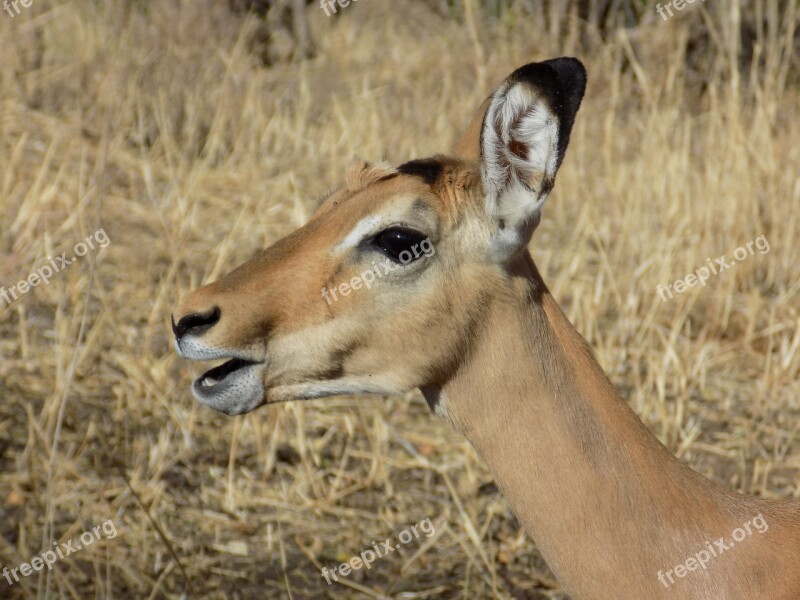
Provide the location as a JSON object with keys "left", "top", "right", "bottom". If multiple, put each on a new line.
{"left": 334, "top": 215, "right": 382, "bottom": 252}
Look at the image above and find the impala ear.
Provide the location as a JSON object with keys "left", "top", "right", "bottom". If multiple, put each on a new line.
{"left": 454, "top": 97, "right": 492, "bottom": 163}
{"left": 476, "top": 58, "right": 586, "bottom": 261}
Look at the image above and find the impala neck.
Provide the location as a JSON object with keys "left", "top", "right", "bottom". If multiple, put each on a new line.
{"left": 434, "top": 252, "right": 755, "bottom": 598}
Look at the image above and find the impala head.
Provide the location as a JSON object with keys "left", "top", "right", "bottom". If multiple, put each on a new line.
{"left": 173, "top": 58, "right": 586, "bottom": 415}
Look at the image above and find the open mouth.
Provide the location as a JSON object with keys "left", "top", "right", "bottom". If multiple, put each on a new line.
{"left": 175, "top": 339, "right": 268, "bottom": 414}
{"left": 195, "top": 358, "right": 262, "bottom": 390}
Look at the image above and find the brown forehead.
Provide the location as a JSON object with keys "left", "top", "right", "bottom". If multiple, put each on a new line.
{"left": 392, "top": 156, "right": 481, "bottom": 221}
{"left": 313, "top": 156, "right": 479, "bottom": 226}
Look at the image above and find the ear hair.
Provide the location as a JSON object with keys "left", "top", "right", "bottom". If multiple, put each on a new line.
{"left": 481, "top": 82, "right": 559, "bottom": 220}
{"left": 511, "top": 58, "right": 587, "bottom": 170}
{"left": 346, "top": 159, "right": 397, "bottom": 192}
{"left": 479, "top": 58, "right": 587, "bottom": 260}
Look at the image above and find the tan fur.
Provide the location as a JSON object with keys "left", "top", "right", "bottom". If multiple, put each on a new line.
{"left": 174, "top": 69, "right": 800, "bottom": 599}
{"left": 344, "top": 159, "right": 397, "bottom": 191}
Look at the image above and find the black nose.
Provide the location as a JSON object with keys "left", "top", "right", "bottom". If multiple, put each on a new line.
{"left": 172, "top": 307, "right": 221, "bottom": 340}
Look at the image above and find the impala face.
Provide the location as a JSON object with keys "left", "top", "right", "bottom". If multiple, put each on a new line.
{"left": 173, "top": 58, "right": 586, "bottom": 415}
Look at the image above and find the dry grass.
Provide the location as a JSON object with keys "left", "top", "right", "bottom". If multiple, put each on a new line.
{"left": 1, "top": 1, "right": 799, "bottom": 598}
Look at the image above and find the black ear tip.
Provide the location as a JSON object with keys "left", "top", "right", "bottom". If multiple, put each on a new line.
{"left": 508, "top": 57, "right": 587, "bottom": 109}
{"left": 543, "top": 56, "right": 587, "bottom": 94}
{"left": 505, "top": 57, "right": 587, "bottom": 169}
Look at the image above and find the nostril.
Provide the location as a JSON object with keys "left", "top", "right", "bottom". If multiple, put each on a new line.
{"left": 172, "top": 307, "right": 221, "bottom": 340}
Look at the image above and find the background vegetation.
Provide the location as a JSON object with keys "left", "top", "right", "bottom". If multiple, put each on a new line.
{"left": 1, "top": 0, "right": 798, "bottom": 598}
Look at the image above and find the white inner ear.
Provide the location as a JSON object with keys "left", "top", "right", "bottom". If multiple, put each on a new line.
{"left": 481, "top": 83, "right": 559, "bottom": 257}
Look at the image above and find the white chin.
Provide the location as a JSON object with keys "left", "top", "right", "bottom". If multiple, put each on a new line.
{"left": 191, "top": 363, "right": 266, "bottom": 416}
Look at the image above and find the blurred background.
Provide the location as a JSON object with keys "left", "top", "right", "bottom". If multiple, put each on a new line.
{"left": 0, "top": 0, "right": 798, "bottom": 598}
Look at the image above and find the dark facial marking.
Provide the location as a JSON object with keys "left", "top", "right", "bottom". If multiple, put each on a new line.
{"left": 397, "top": 158, "right": 444, "bottom": 185}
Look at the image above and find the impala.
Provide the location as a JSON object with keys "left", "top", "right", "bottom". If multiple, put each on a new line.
{"left": 173, "top": 58, "right": 800, "bottom": 599}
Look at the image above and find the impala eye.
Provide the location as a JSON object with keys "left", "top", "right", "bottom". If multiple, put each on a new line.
{"left": 374, "top": 228, "right": 428, "bottom": 264}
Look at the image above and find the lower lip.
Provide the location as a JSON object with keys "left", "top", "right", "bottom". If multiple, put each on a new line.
{"left": 192, "top": 362, "right": 263, "bottom": 398}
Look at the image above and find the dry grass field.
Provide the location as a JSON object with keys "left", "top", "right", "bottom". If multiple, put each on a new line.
{"left": 1, "top": 1, "right": 799, "bottom": 598}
